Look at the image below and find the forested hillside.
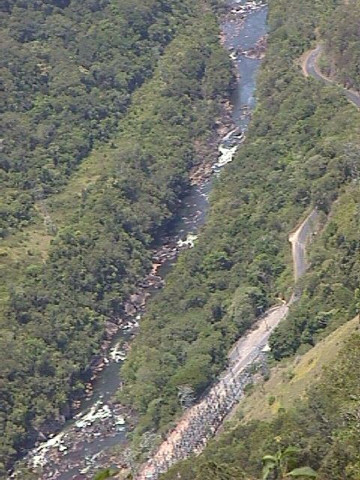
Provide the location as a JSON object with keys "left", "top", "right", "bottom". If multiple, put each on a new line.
{"left": 120, "top": 0, "right": 359, "bottom": 443}
{"left": 128, "top": 0, "right": 359, "bottom": 477}
{"left": 269, "top": 187, "right": 360, "bottom": 359}
{"left": 1, "top": 0, "right": 198, "bottom": 236}
{"left": 320, "top": 0, "right": 360, "bottom": 92}
{"left": 0, "top": 0, "right": 233, "bottom": 473}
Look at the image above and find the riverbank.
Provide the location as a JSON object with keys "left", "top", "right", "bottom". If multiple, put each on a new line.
{"left": 136, "top": 203, "right": 321, "bottom": 479}
{"left": 14, "top": 2, "right": 269, "bottom": 479}
{"left": 13, "top": 106, "right": 236, "bottom": 480}
{"left": 11, "top": 10, "right": 245, "bottom": 480}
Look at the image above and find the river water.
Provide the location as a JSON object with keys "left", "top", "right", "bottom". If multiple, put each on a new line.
{"left": 17, "top": 2, "right": 268, "bottom": 478}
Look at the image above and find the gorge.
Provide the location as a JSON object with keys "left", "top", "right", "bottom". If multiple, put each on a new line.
{"left": 13, "top": 1, "right": 268, "bottom": 479}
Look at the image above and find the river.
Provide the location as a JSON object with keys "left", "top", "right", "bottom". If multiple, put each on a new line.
{"left": 16, "top": 1, "right": 268, "bottom": 478}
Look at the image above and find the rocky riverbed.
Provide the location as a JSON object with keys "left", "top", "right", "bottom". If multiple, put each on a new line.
{"left": 12, "top": 1, "right": 268, "bottom": 478}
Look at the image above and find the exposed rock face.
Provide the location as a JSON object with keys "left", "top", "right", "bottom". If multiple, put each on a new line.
{"left": 105, "top": 321, "right": 119, "bottom": 340}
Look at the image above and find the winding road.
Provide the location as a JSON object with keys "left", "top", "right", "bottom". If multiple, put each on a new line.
{"left": 303, "top": 45, "right": 360, "bottom": 108}
{"left": 137, "top": 210, "right": 318, "bottom": 479}
{"left": 136, "top": 19, "right": 360, "bottom": 480}
{"left": 134, "top": 29, "right": 355, "bottom": 480}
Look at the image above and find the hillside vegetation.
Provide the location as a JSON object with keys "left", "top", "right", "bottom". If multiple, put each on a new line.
{"left": 1, "top": 0, "right": 199, "bottom": 236}
{"left": 148, "top": 0, "right": 360, "bottom": 477}
{"left": 234, "top": 316, "right": 359, "bottom": 424}
{"left": 162, "top": 323, "right": 360, "bottom": 480}
{"left": 120, "top": 0, "right": 359, "bottom": 443}
{"left": 269, "top": 187, "right": 360, "bottom": 359}
{"left": 0, "top": 0, "right": 233, "bottom": 473}
{"left": 320, "top": 0, "right": 360, "bottom": 92}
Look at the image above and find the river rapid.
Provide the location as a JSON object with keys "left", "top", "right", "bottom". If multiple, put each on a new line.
{"left": 15, "top": 2, "right": 268, "bottom": 478}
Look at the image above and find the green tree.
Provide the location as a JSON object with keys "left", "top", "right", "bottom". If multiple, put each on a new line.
{"left": 262, "top": 445, "right": 317, "bottom": 480}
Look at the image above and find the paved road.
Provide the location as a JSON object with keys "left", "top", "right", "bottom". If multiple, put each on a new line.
{"left": 289, "top": 209, "right": 319, "bottom": 282}
{"left": 304, "top": 45, "right": 360, "bottom": 109}
{"left": 137, "top": 305, "right": 289, "bottom": 480}
{"left": 137, "top": 209, "right": 317, "bottom": 479}
{"left": 137, "top": 41, "right": 360, "bottom": 480}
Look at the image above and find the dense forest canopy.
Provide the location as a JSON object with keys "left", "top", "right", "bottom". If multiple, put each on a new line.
{"left": 0, "top": 0, "right": 199, "bottom": 236}
{"left": 1, "top": 0, "right": 359, "bottom": 477}
{"left": 0, "top": 0, "right": 233, "bottom": 474}
{"left": 320, "top": 0, "right": 360, "bottom": 92}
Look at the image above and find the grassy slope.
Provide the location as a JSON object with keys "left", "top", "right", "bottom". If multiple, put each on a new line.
{"left": 161, "top": 317, "right": 360, "bottom": 480}
{"left": 232, "top": 315, "right": 359, "bottom": 424}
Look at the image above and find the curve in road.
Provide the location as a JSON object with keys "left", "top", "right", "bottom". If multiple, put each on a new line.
{"left": 303, "top": 45, "right": 360, "bottom": 109}
{"left": 136, "top": 209, "right": 318, "bottom": 480}
{"left": 136, "top": 38, "right": 357, "bottom": 480}
{"left": 136, "top": 35, "right": 360, "bottom": 480}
